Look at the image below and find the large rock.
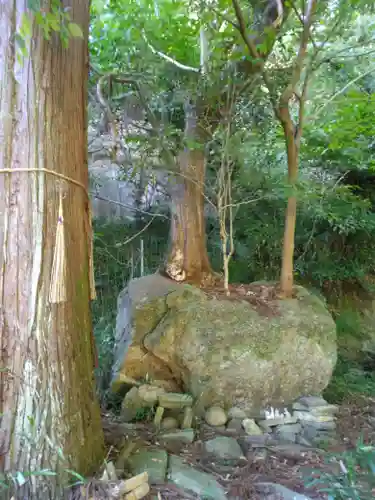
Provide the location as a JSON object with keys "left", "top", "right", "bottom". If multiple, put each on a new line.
{"left": 112, "top": 274, "right": 337, "bottom": 413}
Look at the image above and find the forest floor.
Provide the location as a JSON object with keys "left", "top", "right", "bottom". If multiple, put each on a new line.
{"left": 97, "top": 394, "right": 375, "bottom": 500}
{"left": 199, "top": 282, "right": 280, "bottom": 317}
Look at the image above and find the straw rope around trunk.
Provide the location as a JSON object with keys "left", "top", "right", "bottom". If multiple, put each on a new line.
{"left": 0, "top": 168, "right": 96, "bottom": 303}
{"left": 49, "top": 188, "right": 67, "bottom": 303}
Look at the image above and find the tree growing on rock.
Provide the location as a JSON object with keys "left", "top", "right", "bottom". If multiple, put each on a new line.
{"left": 90, "top": 0, "right": 288, "bottom": 287}
{"left": 0, "top": 1, "right": 105, "bottom": 495}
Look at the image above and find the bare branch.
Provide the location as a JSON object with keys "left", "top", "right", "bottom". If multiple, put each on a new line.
{"left": 142, "top": 32, "right": 200, "bottom": 73}
{"left": 90, "top": 192, "right": 169, "bottom": 219}
{"left": 310, "top": 66, "right": 375, "bottom": 123}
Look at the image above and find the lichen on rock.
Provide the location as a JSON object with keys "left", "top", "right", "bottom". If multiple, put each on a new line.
{"left": 112, "top": 274, "right": 337, "bottom": 413}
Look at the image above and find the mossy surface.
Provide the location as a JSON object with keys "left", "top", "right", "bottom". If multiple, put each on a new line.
{"left": 115, "top": 275, "right": 337, "bottom": 411}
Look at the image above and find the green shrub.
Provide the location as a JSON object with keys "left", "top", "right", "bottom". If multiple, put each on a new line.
{"left": 304, "top": 438, "right": 375, "bottom": 499}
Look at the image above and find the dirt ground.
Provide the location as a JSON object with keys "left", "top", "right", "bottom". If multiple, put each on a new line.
{"left": 93, "top": 394, "right": 375, "bottom": 500}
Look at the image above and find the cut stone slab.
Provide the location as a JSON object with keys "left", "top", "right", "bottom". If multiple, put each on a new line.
{"left": 258, "top": 415, "right": 298, "bottom": 427}
{"left": 182, "top": 407, "right": 193, "bottom": 429}
{"left": 153, "top": 406, "right": 164, "bottom": 427}
{"left": 292, "top": 401, "right": 338, "bottom": 416}
{"left": 159, "top": 429, "right": 195, "bottom": 444}
{"left": 127, "top": 448, "right": 167, "bottom": 484}
{"left": 242, "top": 418, "right": 263, "bottom": 435}
{"left": 296, "top": 396, "right": 329, "bottom": 408}
{"left": 294, "top": 411, "right": 335, "bottom": 423}
{"left": 168, "top": 455, "right": 227, "bottom": 500}
{"left": 256, "top": 482, "right": 313, "bottom": 500}
{"left": 158, "top": 393, "right": 193, "bottom": 409}
{"left": 138, "top": 384, "right": 165, "bottom": 405}
{"left": 301, "top": 419, "right": 336, "bottom": 432}
{"left": 306, "top": 405, "right": 339, "bottom": 416}
{"left": 204, "top": 436, "right": 246, "bottom": 463}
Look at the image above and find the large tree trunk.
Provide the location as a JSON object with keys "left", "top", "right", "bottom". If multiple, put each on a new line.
{"left": 163, "top": 103, "right": 214, "bottom": 286}
{"left": 0, "top": 1, "right": 105, "bottom": 496}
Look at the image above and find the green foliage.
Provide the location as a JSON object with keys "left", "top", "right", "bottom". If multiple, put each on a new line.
{"left": 304, "top": 438, "right": 375, "bottom": 499}
{"left": 16, "top": 1, "right": 84, "bottom": 64}
{"left": 324, "top": 362, "right": 375, "bottom": 404}
{"left": 89, "top": 0, "right": 375, "bottom": 407}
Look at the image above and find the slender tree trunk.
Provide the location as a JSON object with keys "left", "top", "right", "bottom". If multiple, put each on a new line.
{"left": 279, "top": 118, "right": 299, "bottom": 298}
{"left": 163, "top": 103, "right": 214, "bottom": 286}
{"left": 0, "top": 1, "right": 105, "bottom": 496}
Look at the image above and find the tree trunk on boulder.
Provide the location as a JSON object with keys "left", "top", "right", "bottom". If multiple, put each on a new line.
{"left": 163, "top": 102, "right": 215, "bottom": 286}
{"left": 0, "top": 1, "right": 104, "bottom": 495}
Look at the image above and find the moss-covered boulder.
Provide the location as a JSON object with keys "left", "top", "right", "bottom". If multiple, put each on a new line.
{"left": 111, "top": 274, "right": 337, "bottom": 412}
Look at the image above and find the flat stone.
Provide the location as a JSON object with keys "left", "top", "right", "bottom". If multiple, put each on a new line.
{"left": 274, "top": 427, "right": 298, "bottom": 444}
{"left": 228, "top": 407, "right": 247, "bottom": 420}
{"left": 158, "top": 393, "right": 193, "bottom": 409}
{"left": 294, "top": 411, "right": 335, "bottom": 423}
{"left": 293, "top": 402, "right": 338, "bottom": 416}
{"left": 256, "top": 482, "right": 313, "bottom": 500}
{"left": 138, "top": 384, "right": 165, "bottom": 405}
{"left": 205, "top": 406, "right": 228, "bottom": 427}
{"left": 128, "top": 448, "right": 168, "bottom": 484}
{"left": 204, "top": 436, "right": 246, "bottom": 463}
{"left": 168, "top": 455, "right": 227, "bottom": 500}
{"left": 308, "top": 404, "right": 339, "bottom": 416}
{"left": 302, "top": 419, "right": 336, "bottom": 432}
{"left": 292, "top": 401, "right": 309, "bottom": 411}
{"left": 238, "top": 434, "right": 271, "bottom": 454}
{"left": 276, "top": 423, "right": 302, "bottom": 433}
{"left": 267, "top": 444, "right": 314, "bottom": 460}
{"left": 296, "top": 396, "right": 329, "bottom": 408}
{"left": 226, "top": 418, "right": 243, "bottom": 434}
{"left": 159, "top": 429, "right": 195, "bottom": 444}
{"left": 258, "top": 415, "right": 297, "bottom": 427}
{"left": 242, "top": 418, "right": 263, "bottom": 435}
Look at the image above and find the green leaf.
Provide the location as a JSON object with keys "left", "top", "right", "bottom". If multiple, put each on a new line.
{"left": 27, "top": 0, "right": 41, "bottom": 10}
{"left": 64, "top": 469, "right": 86, "bottom": 483}
{"left": 68, "top": 22, "right": 84, "bottom": 38}
{"left": 20, "top": 13, "right": 32, "bottom": 38}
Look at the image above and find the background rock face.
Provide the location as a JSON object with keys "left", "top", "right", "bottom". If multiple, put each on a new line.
{"left": 112, "top": 274, "right": 337, "bottom": 412}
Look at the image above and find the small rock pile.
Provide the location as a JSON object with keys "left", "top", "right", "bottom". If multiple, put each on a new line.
{"left": 116, "top": 388, "right": 338, "bottom": 499}
{"left": 203, "top": 395, "right": 338, "bottom": 449}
